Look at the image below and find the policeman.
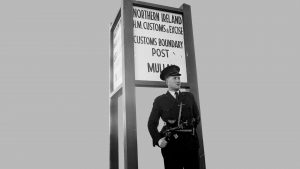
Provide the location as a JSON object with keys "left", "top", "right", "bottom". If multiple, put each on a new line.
{"left": 148, "top": 65, "right": 201, "bottom": 169}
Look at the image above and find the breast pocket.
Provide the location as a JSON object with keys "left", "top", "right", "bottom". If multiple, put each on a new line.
{"left": 182, "top": 103, "right": 193, "bottom": 119}
{"left": 161, "top": 105, "right": 178, "bottom": 121}
{"left": 160, "top": 107, "right": 170, "bottom": 120}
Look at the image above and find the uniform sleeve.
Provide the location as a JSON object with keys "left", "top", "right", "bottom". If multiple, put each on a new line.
{"left": 147, "top": 97, "right": 162, "bottom": 147}
{"left": 190, "top": 93, "right": 201, "bottom": 126}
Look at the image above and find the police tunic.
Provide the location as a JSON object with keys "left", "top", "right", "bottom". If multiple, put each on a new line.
{"left": 148, "top": 91, "right": 201, "bottom": 169}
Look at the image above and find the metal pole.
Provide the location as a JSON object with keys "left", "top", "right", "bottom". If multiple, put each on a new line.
{"left": 122, "top": 0, "right": 138, "bottom": 169}
{"left": 181, "top": 3, "right": 206, "bottom": 169}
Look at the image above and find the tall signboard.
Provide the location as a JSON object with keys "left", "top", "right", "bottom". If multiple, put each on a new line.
{"left": 113, "top": 18, "right": 123, "bottom": 90}
{"left": 110, "top": 1, "right": 206, "bottom": 169}
{"left": 133, "top": 6, "right": 187, "bottom": 82}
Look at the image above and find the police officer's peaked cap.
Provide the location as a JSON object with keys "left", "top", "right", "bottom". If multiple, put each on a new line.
{"left": 160, "top": 65, "right": 181, "bottom": 81}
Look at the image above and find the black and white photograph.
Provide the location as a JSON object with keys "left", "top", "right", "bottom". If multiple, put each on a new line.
{"left": 1, "top": 0, "right": 299, "bottom": 169}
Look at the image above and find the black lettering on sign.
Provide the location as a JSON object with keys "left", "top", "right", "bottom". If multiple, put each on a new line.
{"left": 147, "top": 63, "right": 172, "bottom": 73}
{"left": 158, "top": 38, "right": 183, "bottom": 48}
{"left": 134, "top": 36, "right": 157, "bottom": 46}
{"left": 151, "top": 48, "right": 169, "bottom": 58}
{"left": 133, "top": 8, "right": 160, "bottom": 21}
{"left": 142, "top": 22, "right": 166, "bottom": 32}
{"left": 133, "top": 20, "right": 142, "bottom": 29}
{"left": 161, "top": 13, "right": 183, "bottom": 25}
{"left": 168, "top": 26, "right": 183, "bottom": 35}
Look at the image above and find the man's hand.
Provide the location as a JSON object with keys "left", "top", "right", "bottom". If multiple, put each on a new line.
{"left": 158, "top": 137, "right": 168, "bottom": 148}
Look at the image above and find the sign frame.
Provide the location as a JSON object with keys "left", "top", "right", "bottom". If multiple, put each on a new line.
{"left": 109, "top": 8, "right": 121, "bottom": 169}
{"left": 132, "top": 4, "right": 188, "bottom": 83}
{"left": 132, "top": 1, "right": 188, "bottom": 88}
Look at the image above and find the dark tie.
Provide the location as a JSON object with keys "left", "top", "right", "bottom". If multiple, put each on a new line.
{"left": 175, "top": 92, "right": 179, "bottom": 101}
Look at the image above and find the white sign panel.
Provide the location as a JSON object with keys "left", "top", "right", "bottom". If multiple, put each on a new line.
{"left": 113, "top": 18, "right": 123, "bottom": 90}
{"left": 133, "top": 6, "right": 187, "bottom": 82}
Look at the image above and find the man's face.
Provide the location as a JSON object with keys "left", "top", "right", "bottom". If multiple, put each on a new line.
{"left": 166, "top": 76, "right": 181, "bottom": 91}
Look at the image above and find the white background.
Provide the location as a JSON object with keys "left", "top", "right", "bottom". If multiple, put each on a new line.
{"left": 1, "top": 0, "right": 300, "bottom": 169}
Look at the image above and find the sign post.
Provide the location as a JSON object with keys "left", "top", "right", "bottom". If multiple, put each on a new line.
{"left": 109, "top": 1, "right": 206, "bottom": 169}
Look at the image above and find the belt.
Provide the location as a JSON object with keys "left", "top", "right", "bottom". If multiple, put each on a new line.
{"left": 176, "top": 129, "right": 193, "bottom": 132}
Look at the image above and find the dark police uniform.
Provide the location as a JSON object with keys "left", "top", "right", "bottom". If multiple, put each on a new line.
{"left": 147, "top": 65, "right": 201, "bottom": 169}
